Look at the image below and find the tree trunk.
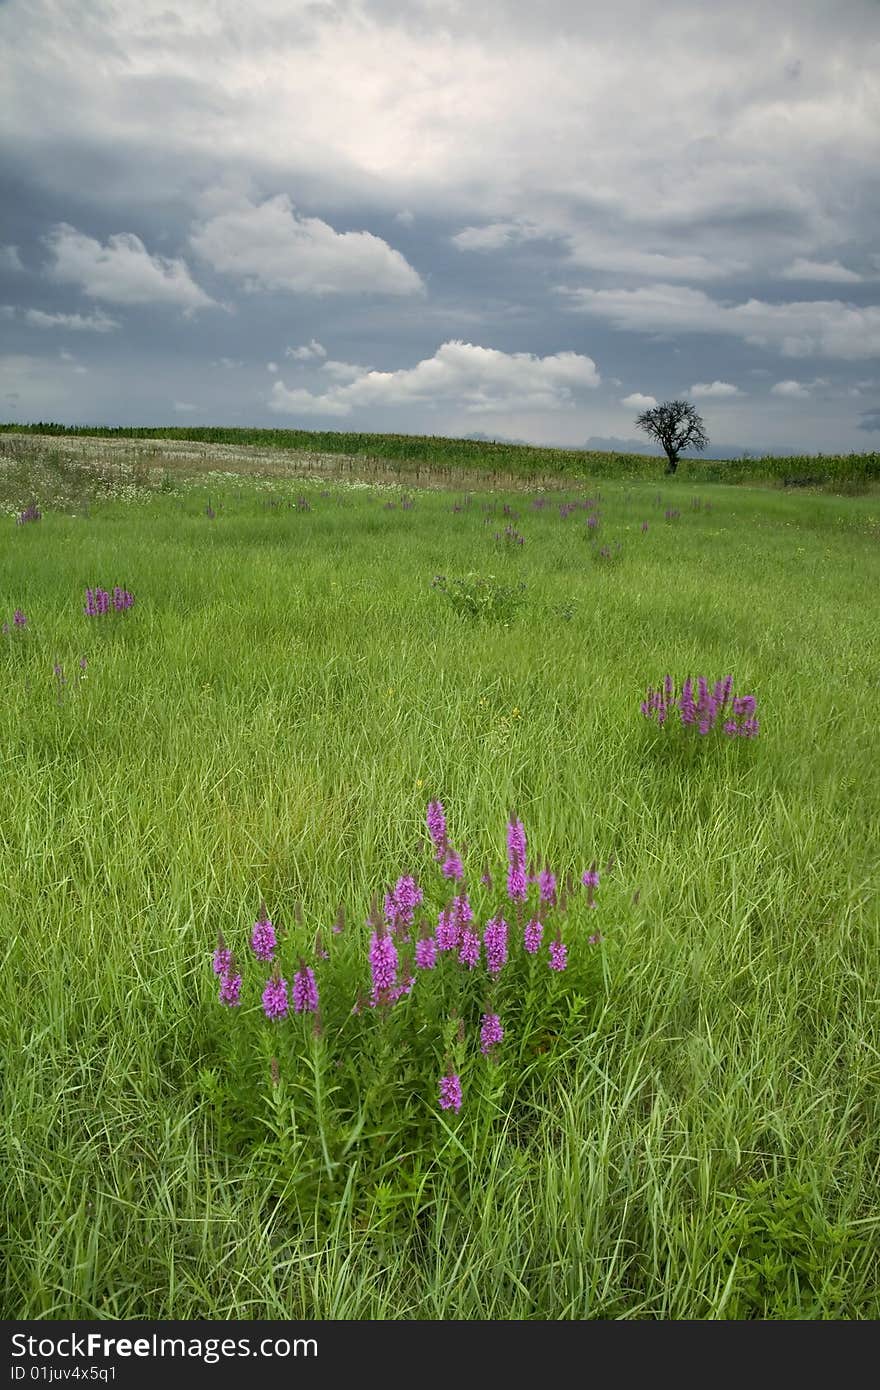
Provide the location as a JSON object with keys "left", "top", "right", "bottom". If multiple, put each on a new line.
{"left": 664, "top": 453, "right": 678, "bottom": 475}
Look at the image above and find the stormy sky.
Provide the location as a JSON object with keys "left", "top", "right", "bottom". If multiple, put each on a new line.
{"left": 1, "top": 0, "right": 878, "bottom": 454}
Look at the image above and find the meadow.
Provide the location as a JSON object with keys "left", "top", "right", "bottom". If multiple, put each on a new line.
{"left": 1, "top": 435, "right": 879, "bottom": 1319}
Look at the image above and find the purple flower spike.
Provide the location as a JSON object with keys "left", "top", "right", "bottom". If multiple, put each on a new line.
{"left": 292, "top": 965, "right": 319, "bottom": 1015}
{"left": 212, "top": 947, "right": 232, "bottom": 976}
{"left": 549, "top": 940, "right": 568, "bottom": 972}
{"left": 393, "top": 874, "right": 423, "bottom": 921}
{"left": 441, "top": 848, "right": 464, "bottom": 881}
{"left": 13, "top": 609, "right": 27, "bottom": 629}
{"left": 436, "top": 905, "right": 461, "bottom": 952}
{"left": 480, "top": 1013, "right": 504, "bottom": 1056}
{"left": 250, "top": 912, "right": 277, "bottom": 962}
{"left": 369, "top": 929, "right": 399, "bottom": 1004}
{"left": 439, "top": 1073, "right": 463, "bottom": 1113}
{"left": 262, "top": 975, "right": 289, "bottom": 1020}
{"left": 219, "top": 972, "right": 242, "bottom": 1007}
{"left": 426, "top": 800, "right": 447, "bottom": 851}
{"left": 415, "top": 936, "right": 437, "bottom": 970}
{"left": 483, "top": 916, "right": 509, "bottom": 976}
{"left": 506, "top": 817, "right": 527, "bottom": 867}
{"left": 524, "top": 919, "right": 544, "bottom": 954}
{"left": 538, "top": 869, "right": 557, "bottom": 906}
{"left": 458, "top": 928, "right": 481, "bottom": 970}
{"left": 506, "top": 863, "right": 528, "bottom": 902}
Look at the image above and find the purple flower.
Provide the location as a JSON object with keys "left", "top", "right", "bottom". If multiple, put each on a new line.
{"left": 439, "top": 1073, "right": 462, "bottom": 1113}
{"left": 506, "top": 817, "right": 527, "bottom": 866}
{"left": 742, "top": 717, "right": 759, "bottom": 738}
{"left": 250, "top": 913, "right": 277, "bottom": 962}
{"left": 436, "top": 905, "right": 461, "bottom": 952}
{"left": 292, "top": 965, "right": 319, "bottom": 1015}
{"left": 84, "top": 587, "right": 110, "bottom": 617}
{"left": 369, "top": 929, "right": 399, "bottom": 1003}
{"left": 641, "top": 520, "right": 649, "bottom": 533}
{"left": 524, "top": 918, "right": 544, "bottom": 954}
{"left": 219, "top": 972, "right": 242, "bottom": 1007}
{"left": 581, "top": 866, "right": 600, "bottom": 890}
{"left": 426, "top": 800, "right": 447, "bottom": 851}
{"left": 262, "top": 975, "right": 289, "bottom": 1021}
{"left": 13, "top": 609, "right": 27, "bottom": 630}
{"left": 480, "top": 1013, "right": 504, "bottom": 1056}
{"left": 723, "top": 719, "right": 739, "bottom": 737}
{"left": 385, "top": 874, "right": 423, "bottom": 933}
{"left": 733, "top": 694, "right": 757, "bottom": 717}
{"left": 679, "top": 678, "right": 697, "bottom": 725}
{"left": 483, "top": 916, "right": 509, "bottom": 976}
{"left": 212, "top": 947, "right": 232, "bottom": 976}
{"left": 393, "top": 874, "right": 423, "bottom": 919}
{"left": 549, "top": 940, "right": 568, "bottom": 972}
{"left": 506, "top": 863, "right": 528, "bottom": 902}
{"left": 415, "top": 935, "right": 437, "bottom": 969}
{"left": 458, "top": 928, "right": 481, "bottom": 970}
{"left": 480, "top": 869, "right": 493, "bottom": 889}
{"left": 441, "top": 848, "right": 464, "bottom": 881}
{"left": 538, "top": 869, "right": 557, "bottom": 906}
{"left": 386, "top": 975, "right": 415, "bottom": 1005}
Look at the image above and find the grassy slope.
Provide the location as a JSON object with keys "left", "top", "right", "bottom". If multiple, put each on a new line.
{"left": 2, "top": 422, "right": 879, "bottom": 490}
{"left": 1, "top": 460, "right": 878, "bottom": 1318}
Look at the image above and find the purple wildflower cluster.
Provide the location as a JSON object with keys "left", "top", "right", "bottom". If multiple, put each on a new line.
{"left": 2, "top": 608, "right": 27, "bottom": 635}
{"left": 213, "top": 933, "right": 242, "bottom": 1008}
{"left": 213, "top": 802, "right": 608, "bottom": 1121}
{"left": 213, "top": 904, "right": 322, "bottom": 1020}
{"left": 494, "top": 523, "right": 525, "bottom": 548}
{"left": 84, "top": 585, "right": 134, "bottom": 617}
{"left": 16, "top": 503, "right": 41, "bottom": 525}
{"left": 250, "top": 905, "right": 277, "bottom": 962}
{"left": 439, "top": 1073, "right": 463, "bottom": 1112}
{"left": 641, "top": 675, "right": 759, "bottom": 737}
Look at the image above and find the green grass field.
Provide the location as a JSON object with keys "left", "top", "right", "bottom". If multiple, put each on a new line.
{"left": 1, "top": 441, "right": 879, "bottom": 1319}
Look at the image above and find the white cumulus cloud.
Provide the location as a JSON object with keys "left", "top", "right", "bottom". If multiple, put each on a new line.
{"left": 45, "top": 223, "right": 215, "bottom": 312}
{"left": 191, "top": 195, "right": 424, "bottom": 297}
{"left": 269, "top": 340, "right": 600, "bottom": 417}
{"left": 689, "top": 380, "right": 742, "bottom": 397}
{"left": 321, "top": 359, "right": 372, "bottom": 382}
{"left": 621, "top": 392, "right": 657, "bottom": 410}
{"left": 771, "top": 379, "right": 810, "bottom": 397}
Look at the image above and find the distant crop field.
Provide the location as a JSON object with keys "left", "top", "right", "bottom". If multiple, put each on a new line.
{"left": 2, "top": 421, "right": 879, "bottom": 493}
{"left": 1, "top": 440, "right": 878, "bottom": 1319}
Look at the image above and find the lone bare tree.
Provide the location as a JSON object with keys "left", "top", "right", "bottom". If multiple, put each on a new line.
{"left": 635, "top": 399, "right": 709, "bottom": 475}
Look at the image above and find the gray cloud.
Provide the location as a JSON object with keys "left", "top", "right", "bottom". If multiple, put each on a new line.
{"left": 562, "top": 284, "right": 880, "bottom": 359}
{"left": 190, "top": 195, "right": 424, "bottom": 297}
{"left": 45, "top": 224, "right": 215, "bottom": 312}
{"left": 3, "top": 304, "right": 119, "bottom": 332}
